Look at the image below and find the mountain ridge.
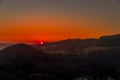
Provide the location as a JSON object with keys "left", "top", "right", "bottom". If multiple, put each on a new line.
{"left": 35, "top": 34, "right": 120, "bottom": 54}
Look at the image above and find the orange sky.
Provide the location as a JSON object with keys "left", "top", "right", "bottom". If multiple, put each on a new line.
{"left": 0, "top": 0, "right": 120, "bottom": 43}
{"left": 0, "top": 13, "right": 118, "bottom": 43}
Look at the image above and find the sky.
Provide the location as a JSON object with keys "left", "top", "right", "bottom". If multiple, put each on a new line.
{"left": 0, "top": 0, "right": 120, "bottom": 43}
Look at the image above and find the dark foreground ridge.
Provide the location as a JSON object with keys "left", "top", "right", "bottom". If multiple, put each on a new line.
{"left": 0, "top": 34, "right": 120, "bottom": 80}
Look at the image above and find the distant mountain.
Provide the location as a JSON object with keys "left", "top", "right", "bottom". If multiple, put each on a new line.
{"left": 35, "top": 39, "right": 98, "bottom": 54}
{"left": 34, "top": 34, "right": 120, "bottom": 54}
{"left": 98, "top": 34, "right": 120, "bottom": 47}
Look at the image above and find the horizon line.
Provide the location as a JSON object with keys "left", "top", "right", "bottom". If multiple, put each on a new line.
{"left": 0, "top": 33, "right": 120, "bottom": 44}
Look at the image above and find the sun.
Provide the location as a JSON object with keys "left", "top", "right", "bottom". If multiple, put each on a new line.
{"left": 40, "top": 42, "right": 44, "bottom": 45}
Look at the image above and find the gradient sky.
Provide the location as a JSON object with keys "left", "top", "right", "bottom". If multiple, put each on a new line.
{"left": 0, "top": 0, "right": 120, "bottom": 43}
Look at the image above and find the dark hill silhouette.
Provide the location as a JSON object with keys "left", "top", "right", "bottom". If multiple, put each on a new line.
{"left": 0, "top": 43, "right": 49, "bottom": 80}
{"left": 0, "top": 43, "right": 43, "bottom": 60}
{"left": 44, "top": 34, "right": 120, "bottom": 47}
{"left": 0, "top": 43, "right": 46, "bottom": 72}
{"left": 98, "top": 34, "right": 120, "bottom": 47}
{"left": 0, "top": 43, "right": 45, "bottom": 55}
{"left": 35, "top": 39, "right": 98, "bottom": 54}
{"left": 35, "top": 34, "right": 120, "bottom": 54}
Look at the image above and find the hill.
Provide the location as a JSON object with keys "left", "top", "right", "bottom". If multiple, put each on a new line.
{"left": 98, "top": 34, "right": 120, "bottom": 47}
{"left": 34, "top": 34, "right": 120, "bottom": 54}
{"left": 0, "top": 43, "right": 120, "bottom": 79}
{"left": 0, "top": 43, "right": 45, "bottom": 70}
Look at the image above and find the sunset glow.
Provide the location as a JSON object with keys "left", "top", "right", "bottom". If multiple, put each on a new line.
{"left": 0, "top": 0, "right": 120, "bottom": 43}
